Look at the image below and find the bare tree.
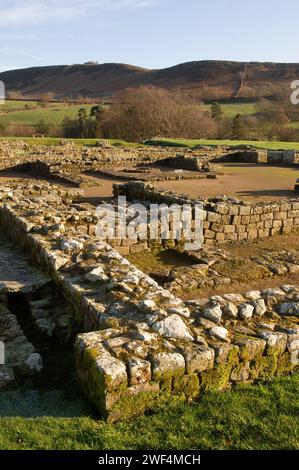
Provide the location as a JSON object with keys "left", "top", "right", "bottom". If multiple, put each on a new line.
{"left": 101, "top": 86, "right": 216, "bottom": 141}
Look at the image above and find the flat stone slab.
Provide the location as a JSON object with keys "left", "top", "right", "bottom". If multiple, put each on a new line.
{"left": 0, "top": 233, "right": 50, "bottom": 294}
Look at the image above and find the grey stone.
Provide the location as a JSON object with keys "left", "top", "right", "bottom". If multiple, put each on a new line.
{"left": 203, "top": 303, "right": 222, "bottom": 323}
{"left": 209, "top": 326, "right": 230, "bottom": 342}
{"left": 152, "top": 314, "right": 194, "bottom": 341}
{"left": 238, "top": 303, "right": 254, "bottom": 320}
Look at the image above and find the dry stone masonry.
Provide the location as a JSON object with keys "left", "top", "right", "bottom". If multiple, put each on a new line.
{"left": 115, "top": 181, "right": 299, "bottom": 247}
{"left": 0, "top": 182, "right": 297, "bottom": 421}
{"left": 2, "top": 141, "right": 298, "bottom": 187}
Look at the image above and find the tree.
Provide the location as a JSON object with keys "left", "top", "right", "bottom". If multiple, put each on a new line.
{"left": 100, "top": 86, "right": 216, "bottom": 142}
{"left": 210, "top": 102, "right": 223, "bottom": 123}
{"left": 90, "top": 105, "right": 103, "bottom": 118}
{"left": 78, "top": 108, "right": 89, "bottom": 138}
{"left": 34, "top": 119, "right": 49, "bottom": 136}
{"left": 231, "top": 114, "right": 245, "bottom": 140}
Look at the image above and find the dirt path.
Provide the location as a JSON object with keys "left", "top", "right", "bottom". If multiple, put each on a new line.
{"left": 79, "top": 174, "right": 128, "bottom": 205}
{"left": 155, "top": 163, "right": 299, "bottom": 201}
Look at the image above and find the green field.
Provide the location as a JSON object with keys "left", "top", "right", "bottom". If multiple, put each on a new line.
{"left": 203, "top": 102, "right": 258, "bottom": 117}
{"left": 0, "top": 100, "right": 259, "bottom": 130}
{"left": 0, "top": 373, "right": 298, "bottom": 450}
{"left": 0, "top": 100, "right": 41, "bottom": 112}
{"left": 0, "top": 101, "right": 98, "bottom": 127}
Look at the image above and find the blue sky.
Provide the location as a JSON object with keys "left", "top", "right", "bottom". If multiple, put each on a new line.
{"left": 1, "top": 0, "right": 299, "bottom": 72}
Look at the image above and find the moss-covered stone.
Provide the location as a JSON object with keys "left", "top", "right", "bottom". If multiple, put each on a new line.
{"left": 277, "top": 352, "right": 296, "bottom": 376}
{"left": 250, "top": 354, "right": 278, "bottom": 380}
{"left": 200, "top": 347, "right": 239, "bottom": 391}
{"left": 172, "top": 373, "right": 200, "bottom": 398}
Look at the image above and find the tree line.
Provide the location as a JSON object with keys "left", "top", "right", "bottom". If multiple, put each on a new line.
{"left": 1, "top": 85, "right": 299, "bottom": 142}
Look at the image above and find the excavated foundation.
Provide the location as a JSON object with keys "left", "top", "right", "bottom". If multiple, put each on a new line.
{"left": 0, "top": 182, "right": 297, "bottom": 421}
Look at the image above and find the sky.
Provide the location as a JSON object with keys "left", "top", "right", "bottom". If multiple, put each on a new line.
{"left": 0, "top": 0, "right": 299, "bottom": 72}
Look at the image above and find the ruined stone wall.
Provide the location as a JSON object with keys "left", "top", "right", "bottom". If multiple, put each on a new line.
{"left": 114, "top": 181, "right": 299, "bottom": 246}
{"left": 0, "top": 185, "right": 297, "bottom": 421}
{"left": 267, "top": 150, "right": 299, "bottom": 164}
{"left": 1, "top": 141, "right": 299, "bottom": 181}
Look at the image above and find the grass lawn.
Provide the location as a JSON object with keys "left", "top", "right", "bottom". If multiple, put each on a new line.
{"left": 154, "top": 138, "right": 299, "bottom": 151}
{"left": 0, "top": 373, "right": 298, "bottom": 450}
{"left": 0, "top": 136, "right": 141, "bottom": 147}
{"left": 2, "top": 136, "right": 299, "bottom": 151}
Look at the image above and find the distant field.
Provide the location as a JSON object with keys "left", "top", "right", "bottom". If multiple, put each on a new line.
{"left": 0, "top": 100, "right": 259, "bottom": 130}
{"left": 203, "top": 102, "right": 258, "bottom": 117}
{"left": 0, "top": 101, "right": 98, "bottom": 127}
{"left": 0, "top": 100, "right": 40, "bottom": 112}
{"left": 289, "top": 121, "right": 299, "bottom": 129}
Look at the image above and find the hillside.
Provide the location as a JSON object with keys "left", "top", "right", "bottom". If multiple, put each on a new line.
{"left": 1, "top": 61, "right": 299, "bottom": 101}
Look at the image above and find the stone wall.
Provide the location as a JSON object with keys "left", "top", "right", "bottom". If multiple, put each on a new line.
{"left": 0, "top": 184, "right": 297, "bottom": 421}
{"left": 114, "top": 181, "right": 299, "bottom": 246}
{"left": 267, "top": 150, "right": 299, "bottom": 165}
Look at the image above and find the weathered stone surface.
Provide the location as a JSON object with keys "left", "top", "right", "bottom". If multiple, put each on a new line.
{"left": 127, "top": 357, "right": 151, "bottom": 385}
{"left": 252, "top": 298, "right": 267, "bottom": 317}
{"left": 151, "top": 352, "right": 185, "bottom": 377}
{"left": 180, "top": 344, "right": 214, "bottom": 373}
{"left": 235, "top": 337, "right": 266, "bottom": 361}
{"left": 0, "top": 174, "right": 298, "bottom": 421}
{"left": 85, "top": 267, "right": 109, "bottom": 283}
{"left": 209, "top": 326, "right": 230, "bottom": 342}
{"left": 203, "top": 303, "right": 222, "bottom": 323}
{"left": 24, "top": 353, "right": 43, "bottom": 372}
{"left": 152, "top": 314, "right": 194, "bottom": 341}
{"left": 257, "top": 330, "right": 287, "bottom": 352}
{"left": 278, "top": 302, "right": 299, "bottom": 317}
{"left": 223, "top": 302, "right": 238, "bottom": 318}
{"left": 238, "top": 303, "right": 254, "bottom": 320}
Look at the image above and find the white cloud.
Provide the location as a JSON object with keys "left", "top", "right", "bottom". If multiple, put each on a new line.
{"left": 0, "top": 0, "right": 155, "bottom": 25}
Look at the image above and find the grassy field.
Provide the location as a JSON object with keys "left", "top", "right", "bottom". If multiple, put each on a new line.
{"left": 0, "top": 373, "right": 298, "bottom": 450}
{"left": 203, "top": 102, "right": 258, "bottom": 118}
{"left": 1, "top": 135, "right": 299, "bottom": 152}
{"left": 2, "top": 136, "right": 299, "bottom": 151}
{"left": 0, "top": 100, "right": 41, "bottom": 112}
{"left": 0, "top": 102, "right": 98, "bottom": 127}
{"left": 0, "top": 100, "right": 259, "bottom": 130}
{"left": 0, "top": 136, "right": 141, "bottom": 147}
{"left": 153, "top": 138, "right": 299, "bottom": 151}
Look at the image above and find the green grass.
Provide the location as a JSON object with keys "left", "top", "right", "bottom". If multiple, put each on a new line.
{"left": 288, "top": 121, "right": 299, "bottom": 129}
{"left": 203, "top": 102, "right": 258, "bottom": 118}
{"left": 0, "top": 373, "right": 298, "bottom": 450}
{"left": 0, "top": 100, "right": 259, "bottom": 129}
{"left": 0, "top": 136, "right": 142, "bottom": 147}
{"left": 0, "top": 100, "right": 40, "bottom": 112}
{"left": 0, "top": 104, "right": 98, "bottom": 127}
{"left": 1, "top": 135, "right": 299, "bottom": 151}
{"left": 154, "top": 138, "right": 299, "bottom": 151}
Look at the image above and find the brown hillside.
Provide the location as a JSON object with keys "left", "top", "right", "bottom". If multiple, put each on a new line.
{"left": 0, "top": 60, "right": 298, "bottom": 101}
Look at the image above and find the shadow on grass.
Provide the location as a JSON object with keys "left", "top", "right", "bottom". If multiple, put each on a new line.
{"left": 0, "top": 389, "right": 93, "bottom": 419}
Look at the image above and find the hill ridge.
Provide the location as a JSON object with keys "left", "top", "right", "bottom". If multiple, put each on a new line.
{"left": 1, "top": 60, "right": 298, "bottom": 100}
